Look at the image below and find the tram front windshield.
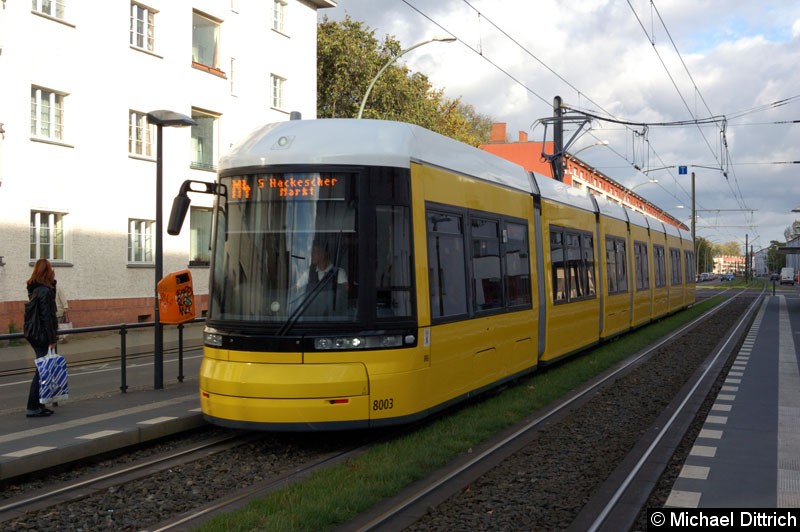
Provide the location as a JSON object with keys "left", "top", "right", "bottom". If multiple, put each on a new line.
{"left": 209, "top": 171, "right": 359, "bottom": 326}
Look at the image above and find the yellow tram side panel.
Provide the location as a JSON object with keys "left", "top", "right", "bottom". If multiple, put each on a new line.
{"left": 683, "top": 238, "right": 697, "bottom": 307}
{"left": 599, "top": 216, "right": 632, "bottom": 339}
{"left": 666, "top": 232, "right": 685, "bottom": 313}
{"left": 408, "top": 162, "right": 540, "bottom": 410}
{"left": 539, "top": 200, "right": 600, "bottom": 363}
{"left": 629, "top": 223, "right": 652, "bottom": 328}
{"left": 648, "top": 228, "right": 668, "bottom": 319}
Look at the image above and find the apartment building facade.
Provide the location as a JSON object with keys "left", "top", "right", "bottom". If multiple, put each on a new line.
{"left": 0, "top": 0, "right": 335, "bottom": 332}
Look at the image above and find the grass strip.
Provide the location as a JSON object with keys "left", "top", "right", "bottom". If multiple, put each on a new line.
{"left": 196, "top": 290, "right": 741, "bottom": 531}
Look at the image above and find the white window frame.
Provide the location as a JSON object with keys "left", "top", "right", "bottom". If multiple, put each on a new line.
{"left": 30, "top": 210, "right": 66, "bottom": 261}
{"left": 272, "top": 0, "right": 286, "bottom": 33}
{"left": 271, "top": 74, "right": 285, "bottom": 110}
{"left": 128, "top": 110, "right": 155, "bottom": 158}
{"left": 30, "top": 86, "right": 65, "bottom": 141}
{"left": 32, "top": 0, "right": 66, "bottom": 19}
{"left": 128, "top": 219, "right": 154, "bottom": 264}
{"left": 130, "top": 2, "right": 156, "bottom": 52}
{"left": 191, "top": 108, "right": 220, "bottom": 172}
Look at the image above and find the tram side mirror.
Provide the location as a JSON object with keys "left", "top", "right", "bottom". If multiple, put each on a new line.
{"left": 168, "top": 193, "right": 191, "bottom": 235}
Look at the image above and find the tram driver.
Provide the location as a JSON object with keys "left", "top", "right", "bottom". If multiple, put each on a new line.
{"left": 297, "top": 240, "right": 349, "bottom": 317}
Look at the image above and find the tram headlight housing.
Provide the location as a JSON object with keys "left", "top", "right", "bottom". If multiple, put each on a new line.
{"left": 314, "top": 334, "right": 404, "bottom": 350}
{"left": 204, "top": 328, "right": 223, "bottom": 347}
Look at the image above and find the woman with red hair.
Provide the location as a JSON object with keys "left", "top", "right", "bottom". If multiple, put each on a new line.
{"left": 24, "top": 259, "right": 59, "bottom": 417}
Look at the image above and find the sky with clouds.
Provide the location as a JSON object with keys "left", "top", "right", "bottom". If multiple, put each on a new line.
{"left": 320, "top": 0, "right": 800, "bottom": 253}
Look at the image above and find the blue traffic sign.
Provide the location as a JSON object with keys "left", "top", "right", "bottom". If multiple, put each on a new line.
{"left": 678, "top": 165, "right": 687, "bottom": 175}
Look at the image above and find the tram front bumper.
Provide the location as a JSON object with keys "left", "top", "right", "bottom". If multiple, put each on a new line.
{"left": 199, "top": 358, "right": 370, "bottom": 425}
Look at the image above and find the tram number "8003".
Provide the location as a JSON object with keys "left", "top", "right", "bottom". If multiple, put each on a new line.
{"left": 372, "top": 398, "right": 394, "bottom": 411}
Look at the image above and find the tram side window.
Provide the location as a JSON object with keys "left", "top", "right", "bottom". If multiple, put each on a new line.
{"left": 551, "top": 226, "right": 596, "bottom": 303}
{"left": 376, "top": 205, "right": 413, "bottom": 318}
{"left": 471, "top": 218, "right": 501, "bottom": 311}
{"left": 634, "top": 241, "right": 650, "bottom": 291}
{"left": 684, "top": 251, "right": 696, "bottom": 283}
{"left": 606, "top": 236, "right": 628, "bottom": 294}
{"left": 653, "top": 245, "right": 667, "bottom": 288}
{"left": 505, "top": 222, "right": 532, "bottom": 306}
{"left": 428, "top": 212, "right": 468, "bottom": 318}
{"left": 670, "top": 248, "right": 682, "bottom": 285}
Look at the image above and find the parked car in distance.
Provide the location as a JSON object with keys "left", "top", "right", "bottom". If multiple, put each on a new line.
{"left": 699, "top": 273, "right": 710, "bottom": 282}
{"left": 780, "top": 267, "right": 796, "bottom": 286}
{"left": 721, "top": 273, "right": 735, "bottom": 281}
{"left": 770, "top": 272, "right": 780, "bottom": 282}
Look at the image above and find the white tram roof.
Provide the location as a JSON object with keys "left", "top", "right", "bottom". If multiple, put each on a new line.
{"left": 219, "top": 118, "right": 534, "bottom": 193}
{"left": 220, "top": 118, "right": 687, "bottom": 239}
{"left": 627, "top": 209, "right": 651, "bottom": 231}
{"left": 531, "top": 173, "right": 598, "bottom": 214}
{"left": 593, "top": 194, "right": 630, "bottom": 223}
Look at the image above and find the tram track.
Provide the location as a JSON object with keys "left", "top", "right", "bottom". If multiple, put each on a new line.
{"left": 0, "top": 425, "right": 377, "bottom": 531}
{"left": 345, "top": 288, "right": 762, "bottom": 531}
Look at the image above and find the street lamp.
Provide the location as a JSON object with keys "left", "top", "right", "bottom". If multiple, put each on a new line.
{"left": 146, "top": 110, "right": 196, "bottom": 390}
{"left": 629, "top": 178, "right": 658, "bottom": 192}
{"left": 357, "top": 35, "right": 457, "bottom": 119}
{"left": 567, "top": 140, "right": 609, "bottom": 159}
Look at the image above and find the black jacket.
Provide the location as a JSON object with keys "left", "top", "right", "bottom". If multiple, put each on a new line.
{"left": 26, "top": 281, "right": 58, "bottom": 347}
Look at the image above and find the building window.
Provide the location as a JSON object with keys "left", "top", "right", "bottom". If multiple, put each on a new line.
{"left": 272, "top": 0, "right": 285, "bottom": 32}
{"left": 130, "top": 3, "right": 156, "bottom": 52}
{"left": 32, "top": 0, "right": 65, "bottom": 19}
{"left": 128, "top": 219, "right": 153, "bottom": 263}
{"left": 271, "top": 74, "right": 285, "bottom": 110}
{"left": 30, "top": 86, "right": 65, "bottom": 141}
{"left": 191, "top": 108, "right": 219, "bottom": 171}
{"left": 30, "top": 211, "right": 65, "bottom": 261}
{"left": 189, "top": 207, "right": 212, "bottom": 266}
{"left": 192, "top": 11, "right": 220, "bottom": 70}
{"left": 128, "top": 110, "right": 154, "bottom": 157}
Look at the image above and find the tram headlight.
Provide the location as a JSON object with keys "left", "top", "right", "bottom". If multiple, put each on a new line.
{"left": 314, "top": 334, "right": 403, "bottom": 350}
{"left": 204, "top": 329, "right": 223, "bottom": 347}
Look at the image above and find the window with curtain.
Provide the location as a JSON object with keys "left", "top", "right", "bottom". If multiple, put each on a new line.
{"left": 128, "top": 219, "right": 154, "bottom": 264}
{"left": 271, "top": 74, "right": 285, "bottom": 110}
{"left": 32, "top": 0, "right": 66, "bottom": 19}
{"left": 30, "top": 86, "right": 65, "bottom": 140}
{"left": 272, "top": 1, "right": 286, "bottom": 32}
{"left": 128, "top": 110, "right": 154, "bottom": 157}
{"left": 30, "top": 211, "right": 66, "bottom": 261}
{"left": 191, "top": 109, "right": 219, "bottom": 171}
{"left": 130, "top": 3, "right": 156, "bottom": 51}
{"left": 192, "top": 11, "right": 220, "bottom": 69}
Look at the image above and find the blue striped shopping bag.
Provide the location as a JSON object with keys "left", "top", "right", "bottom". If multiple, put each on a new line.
{"left": 35, "top": 348, "right": 69, "bottom": 403}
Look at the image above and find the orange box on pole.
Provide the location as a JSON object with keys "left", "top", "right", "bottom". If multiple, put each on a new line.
{"left": 158, "top": 270, "right": 195, "bottom": 324}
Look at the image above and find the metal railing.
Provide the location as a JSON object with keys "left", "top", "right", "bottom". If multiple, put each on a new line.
{"left": 0, "top": 318, "right": 205, "bottom": 392}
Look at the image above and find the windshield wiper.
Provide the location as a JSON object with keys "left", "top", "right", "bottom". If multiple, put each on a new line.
{"left": 276, "top": 268, "right": 336, "bottom": 336}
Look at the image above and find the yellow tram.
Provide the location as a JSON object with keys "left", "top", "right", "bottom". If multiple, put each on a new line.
{"left": 166, "top": 118, "right": 695, "bottom": 430}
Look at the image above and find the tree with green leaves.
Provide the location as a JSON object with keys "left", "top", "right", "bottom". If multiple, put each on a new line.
{"left": 317, "top": 16, "right": 493, "bottom": 146}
